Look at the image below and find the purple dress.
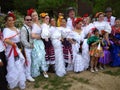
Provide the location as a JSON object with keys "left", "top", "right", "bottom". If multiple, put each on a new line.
{"left": 99, "top": 40, "right": 112, "bottom": 64}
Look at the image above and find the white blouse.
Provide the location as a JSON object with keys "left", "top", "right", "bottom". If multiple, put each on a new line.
{"left": 32, "top": 23, "right": 42, "bottom": 35}
{"left": 41, "top": 23, "right": 50, "bottom": 39}
{"left": 93, "top": 21, "right": 111, "bottom": 34}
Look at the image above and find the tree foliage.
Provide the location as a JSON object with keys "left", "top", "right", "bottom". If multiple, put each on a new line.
{"left": 87, "top": 0, "right": 120, "bottom": 17}
{"left": 37, "top": 0, "right": 77, "bottom": 17}
{"left": 13, "top": 0, "right": 38, "bottom": 15}
{"left": 0, "top": 0, "right": 120, "bottom": 18}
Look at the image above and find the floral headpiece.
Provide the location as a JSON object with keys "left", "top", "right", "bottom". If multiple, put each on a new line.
{"left": 95, "top": 12, "right": 104, "bottom": 18}
{"left": 74, "top": 17, "right": 83, "bottom": 25}
{"left": 27, "top": 8, "right": 35, "bottom": 16}
{"left": 40, "top": 13, "right": 48, "bottom": 18}
{"left": 8, "top": 11, "right": 16, "bottom": 20}
{"left": 83, "top": 14, "right": 89, "bottom": 18}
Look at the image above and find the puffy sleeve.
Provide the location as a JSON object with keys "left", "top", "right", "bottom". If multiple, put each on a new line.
{"left": 104, "top": 22, "right": 111, "bottom": 34}
{"left": 32, "top": 24, "right": 39, "bottom": 34}
{"left": 41, "top": 24, "right": 50, "bottom": 39}
{"left": 3, "top": 28, "right": 13, "bottom": 40}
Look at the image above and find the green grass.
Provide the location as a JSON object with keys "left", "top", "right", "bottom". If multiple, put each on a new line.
{"left": 43, "top": 84, "right": 49, "bottom": 89}
{"left": 48, "top": 76, "right": 72, "bottom": 90}
{"left": 34, "top": 75, "right": 72, "bottom": 90}
{"left": 34, "top": 75, "right": 47, "bottom": 88}
{"left": 103, "top": 69, "right": 120, "bottom": 76}
{"left": 72, "top": 77, "right": 89, "bottom": 84}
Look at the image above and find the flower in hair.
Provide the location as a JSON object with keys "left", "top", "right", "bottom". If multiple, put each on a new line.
{"left": 95, "top": 12, "right": 104, "bottom": 18}
{"left": 27, "top": 8, "right": 35, "bottom": 16}
{"left": 83, "top": 14, "right": 89, "bottom": 18}
{"left": 74, "top": 17, "right": 83, "bottom": 24}
{"left": 40, "top": 13, "right": 48, "bottom": 18}
{"left": 8, "top": 11, "right": 16, "bottom": 20}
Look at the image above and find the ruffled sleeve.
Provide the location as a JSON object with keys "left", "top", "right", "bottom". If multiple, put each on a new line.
{"left": 104, "top": 22, "right": 111, "bottom": 33}
{"left": 41, "top": 23, "right": 50, "bottom": 39}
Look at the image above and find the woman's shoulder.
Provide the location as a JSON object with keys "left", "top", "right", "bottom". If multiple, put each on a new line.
{"left": 3, "top": 28, "right": 11, "bottom": 34}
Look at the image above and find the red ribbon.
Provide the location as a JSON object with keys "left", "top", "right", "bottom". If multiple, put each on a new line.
{"left": 8, "top": 45, "right": 18, "bottom": 58}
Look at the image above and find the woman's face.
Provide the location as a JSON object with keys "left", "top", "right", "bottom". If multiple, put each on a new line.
{"left": 60, "top": 19, "right": 66, "bottom": 27}
{"left": 31, "top": 11, "right": 39, "bottom": 21}
{"left": 75, "top": 21, "right": 83, "bottom": 29}
{"left": 50, "top": 18, "right": 56, "bottom": 26}
{"left": 69, "top": 10, "right": 75, "bottom": 18}
{"left": 83, "top": 17, "right": 91, "bottom": 25}
{"left": 6, "top": 17, "right": 15, "bottom": 27}
{"left": 115, "top": 19, "right": 120, "bottom": 27}
{"left": 44, "top": 15, "right": 50, "bottom": 24}
{"left": 98, "top": 14, "right": 104, "bottom": 21}
{"left": 94, "top": 30, "right": 99, "bottom": 36}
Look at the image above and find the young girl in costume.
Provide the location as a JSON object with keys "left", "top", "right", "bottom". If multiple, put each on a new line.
{"left": 87, "top": 28, "right": 104, "bottom": 72}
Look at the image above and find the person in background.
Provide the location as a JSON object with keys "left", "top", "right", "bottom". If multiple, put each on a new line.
{"left": 20, "top": 15, "right": 35, "bottom": 82}
{"left": 0, "top": 28, "right": 9, "bottom": 90}
{"left": 57, "top": 12, "right": 64, "bottom": 27}
{"left": 110, "top": 18, "right": 120, "bottom": 67}
{"left": 27, "top": 9, "right": 49, "bottom": 78}
{"left": 3, "top": 12, "right": 26, "bottom": 90}
{"left": 104, "top": 7, "right": 116, "bottom": 26}
{"left": 66, "top": 7, "right": 76, "bottom": 31}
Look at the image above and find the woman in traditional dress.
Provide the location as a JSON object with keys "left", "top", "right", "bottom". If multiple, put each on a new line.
{"left": 93, "top": 12, "right": 111, "bottom": 45}
{"left": 40, "top": 13, "right": 55, "bottom": 70}
{"left": 3, "top": 12, "right": 26, "bottom": 90}
{"left": 27, "top": 9, "right": 48, "bottom": 78}
{"left": 69, "top": 18, "right": 87, "bottom": 73}
{"left": 49, "top": 18, "right": 66, "bottom": 77}
{"left": 57, "top": 18, "right": 73, "bottom": 71}
{"left": 110, "top": 18, "right": 120, "bottom": 66}
{"left": 0, "top": 28, "right": 9, "bottom": 90}
{"left": 82, "top": 14, "right": 96, "bottom": 70}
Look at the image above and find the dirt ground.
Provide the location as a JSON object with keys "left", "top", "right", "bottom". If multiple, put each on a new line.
{"left": 14, "top": 66, "right": 120, "bottom": 90}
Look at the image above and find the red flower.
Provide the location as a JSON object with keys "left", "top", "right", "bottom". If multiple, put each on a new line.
{"left": 83, "top": 14, "right": 89, "bottom": 18}
{"left": 27, "top": 8, "right": 35, "bottom": 16}
{"left": 8, "top": 11, "right": 16, "bottom": 20}
{"left": 74, "top": 17, "right": 83, "bottom": 25}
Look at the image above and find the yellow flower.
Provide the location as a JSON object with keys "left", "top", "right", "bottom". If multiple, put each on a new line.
{"left": 40, "top": 13, "right": 48, "bottom": 18}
